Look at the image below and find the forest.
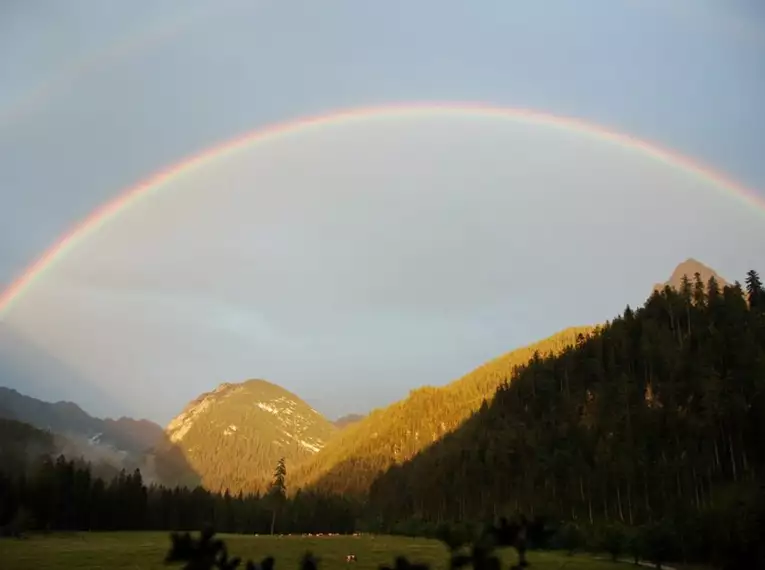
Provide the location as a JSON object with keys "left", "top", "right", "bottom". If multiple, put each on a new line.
{"left": 368, "top": 271, "right": 765, "bottom": 565}
{"left": 1, "top": 270, "right": 764, "bottom": 568}
{"left": 0, "top": 450, "right": 357, "bottom": 535}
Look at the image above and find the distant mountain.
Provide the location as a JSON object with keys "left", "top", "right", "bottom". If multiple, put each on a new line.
{"left": 653, "top": 258, "right": 727, "bottom": 293}
{"left": 334, "top": 414, "right": 364, "bottom": 429}
{"left": 0, "top": 386, "right": 200, "bottom": 486}
{"left": 0, "top": 386, "right": 171, "bottom": 483}
{"left": 163, "top": 379, "right": 337, "bottom": 494}
{"left": 292, "top": 326, "right": 592, "bottom": 495}
{"left": 102, "top": 417, "right": 168, "bottom": 453}
{"left": 0, "top": 386, "right": 164, "bottom": 454}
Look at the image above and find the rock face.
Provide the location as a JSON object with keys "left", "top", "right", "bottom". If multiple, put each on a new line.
{"left": 654, "top": 258, "right": 728, "bottom": 293}
{"left": 163, "top": 379, "right": 337, "bottom": 494}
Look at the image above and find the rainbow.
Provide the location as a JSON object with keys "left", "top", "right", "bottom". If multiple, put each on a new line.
{"left": 0, "top": 102, "right": 760, "bottom": 317}
{"left": 0, "top": 2, "right": 222, "bottom": 128}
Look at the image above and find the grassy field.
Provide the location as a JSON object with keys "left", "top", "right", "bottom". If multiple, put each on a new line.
{"left": 0, "top": 532, "right": 629, "bottom": 570}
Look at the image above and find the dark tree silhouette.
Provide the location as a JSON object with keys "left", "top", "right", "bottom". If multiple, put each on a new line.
{"left": 268, "top": 458, "right": 287, "bottom": 535}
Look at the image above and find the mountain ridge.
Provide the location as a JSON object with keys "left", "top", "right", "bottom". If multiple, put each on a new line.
{"left": 0, "top": 386, "right": 180, "bottom": 484}
{"left": 3, "top": 258, "right": 728, "bottom": 500}
{"left": 292, "top": 325, "right": 593, "bottom": 495}
{"left": 291, "top": 258, "right": 727, "bottom": 495}
{"left": 0, "top": 386, "right": 164, "bottom": 455}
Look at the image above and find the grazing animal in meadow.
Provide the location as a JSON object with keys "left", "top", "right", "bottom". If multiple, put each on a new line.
{"left": 346, "top": 554, "right": 357, "bottom": 562}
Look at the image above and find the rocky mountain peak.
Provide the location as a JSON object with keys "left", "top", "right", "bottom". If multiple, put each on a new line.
{"left": 653, "top": 258, "right": 728, "bottom": 293}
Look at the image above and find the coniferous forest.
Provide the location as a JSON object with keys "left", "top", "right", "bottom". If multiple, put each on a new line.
{"left": 1, "top": 269, "right": 765, "bottom": 568}
{"left": 368, "top": 271, "right": 765, "bottom": 564}
{"left": 0, "top": 451, "right": 357, "bottom": 535}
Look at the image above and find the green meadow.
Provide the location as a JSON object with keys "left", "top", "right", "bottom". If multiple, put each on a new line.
{"left": 0, "top": 532, "right": 629, "bottom": 570}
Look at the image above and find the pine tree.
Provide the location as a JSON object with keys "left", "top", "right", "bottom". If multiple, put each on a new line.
{"left": 268, "top": 458, "right": 287, "bottom": 535}
{"left": 745, "top": 270, "right": 763, "bottom": 309}
{"left": 692, "top": 272, "right": 706, "bottom": 306}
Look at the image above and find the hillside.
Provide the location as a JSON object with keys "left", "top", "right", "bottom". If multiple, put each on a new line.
{"left": 292, "top": 326, "right": 592, "bottom": 495}
{"left": 163, "top": 379, "right": 337, "bottom": 494}
{"left": 368, "top": 269, "right": 765, "bottom": 543}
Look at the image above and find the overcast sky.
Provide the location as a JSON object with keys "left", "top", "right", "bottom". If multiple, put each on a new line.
{"left": 1, "top": 1, "right": 764, "bottom": 423}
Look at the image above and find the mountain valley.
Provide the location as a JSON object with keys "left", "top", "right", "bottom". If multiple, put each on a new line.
{"left": 0, "top": 259, "right": 739, "bottom": 496}
{"left": 3, "top": 259, "right": 765, "bottom": 566}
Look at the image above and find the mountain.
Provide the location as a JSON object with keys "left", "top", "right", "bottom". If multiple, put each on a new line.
{"left": 0, "top": 386, "right": 164, "bottom": 455}
{"left": 367, "top": 268, "right": 764, "bottom": 545}
{"left": 654, "top": 258, "right": 727, "bottom": 292}
{"left": 334, "top": 414, "right": 364, "bottom": 429}
{"left": 0, "top": 415, "right": 127, "bottom": 482}
{"left": 163, "top": 379, "right": 337, "bottom": 494}
{"left": 0, "top": 386, "right": 173, "bottom": 483}
{"left": 292, "top": 326, "right": 592, "bottom": 495}
{"left": 101, "top": 416, "right": 167, "bottom": 452}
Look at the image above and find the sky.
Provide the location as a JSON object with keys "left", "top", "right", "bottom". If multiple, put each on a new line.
{"left": 0, "top": 0, "right": 764, "bottom": 424}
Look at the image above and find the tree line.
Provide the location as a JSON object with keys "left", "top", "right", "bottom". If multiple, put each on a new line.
{"left": 0, "top": 450, "right": 358, "bottom": 536}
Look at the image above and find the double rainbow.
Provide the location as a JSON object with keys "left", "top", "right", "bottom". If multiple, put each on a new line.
{"left": 0, "top": 103, "right": 759, "bottom": 317}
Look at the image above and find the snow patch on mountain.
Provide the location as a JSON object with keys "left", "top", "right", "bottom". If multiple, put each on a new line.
{"left": 282, "top": 430, "right": 325, "bottom": 453}
{"left": 256, "top": 402, "right": 279, "bottom": 414}
{"left": 299, "top": 439, "right": 322, "bottom": 453}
